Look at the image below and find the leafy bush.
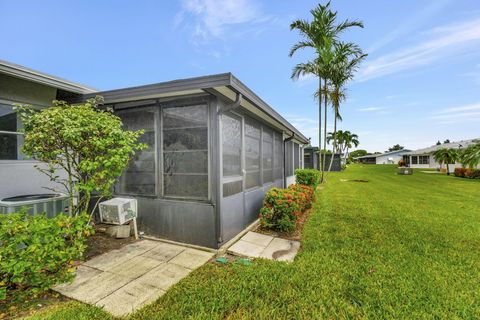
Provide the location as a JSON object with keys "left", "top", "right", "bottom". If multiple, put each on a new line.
{"left": 259, "top": 184, "right": 315, "bottom": 232}
{"left": 0, "top": 211, "right": 93, "bottom": 300}
{"left": 464, "top": 169, "right": 474, "bottom": 178}
{"left": 398, "top": 160, "right": 406, "bottom": 167}
{"left": 454, "top": 168, "right": 466, "bottom": 177}
{"left": 470, "top": 169, "right": 480, "bottom": 179}
{"left": 288, "top": 184, "right": 314, "bottom": 211}
{"left": 295, "top": 169, "right": 320, "bottom": 189}
{"left": 259, "top": 188, "right": 302, "bottom": 232}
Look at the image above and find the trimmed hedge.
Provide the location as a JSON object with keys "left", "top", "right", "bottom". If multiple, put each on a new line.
{"left": 259, "top": 184, "right": 314, "bottom": 232}
{"left": 454, "top": 168, "right": 480, "bottom": 179}
{"left": 0, "top": 212, "right": 93, "bottom": 300}
{"left": 295, "top": 169, "right": 320, "bottom": 189}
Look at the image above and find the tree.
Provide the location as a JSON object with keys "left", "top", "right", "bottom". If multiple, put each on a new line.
{"left": 444, "top": 139, "right": 451, "bottom": 144}
{"left": 349, "top": 149, "right": 368, "bottom": 162}
{"left": 334, "top": 130, "right": 359, "bottom": 162}
{"left": 387, "top": 144, "right": 404, "bottom": 152}
{"left": 459, "top": 142, "right": 480, "bottom": 168}
{"left": 325, "top": 42, "right": 366, "bottom": 172}
{"left": 16, "top": 97, "right": 147, "bottom": 218}
{"left": 436, "top": 140, "right": 441, "bottom": 145}
{"left": 289, "top": 1, "right": 363, "bottom": 182}
{"left": 433, "top": 148, "right": 459, "bottom": 175}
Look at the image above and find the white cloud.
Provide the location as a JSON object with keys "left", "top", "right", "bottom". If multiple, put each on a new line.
{"left": 357, "top": 107, "right": 384, "bottom": 112}
{"left": 358, "top": 18, "right": 480, "bottom": 82}
{"left": 176, "top": 0, "right": 271, "bottom": 43}
{"left": 367, "top": 0, "right": 452, "bottom": 53}
{"left": 431, "top": 102, "right": 480, "bottom": 124}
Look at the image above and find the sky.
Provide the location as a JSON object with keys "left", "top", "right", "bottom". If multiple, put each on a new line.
{"left": 1, "top": 0, "right": 479, "bottom": 152}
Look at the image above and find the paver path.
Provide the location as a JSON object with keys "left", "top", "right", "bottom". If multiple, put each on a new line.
{"left": 54, "top": 240, "right": 214, "bottom": 317}
{"left": 228, "top": 231, "right": 300, "bottom": 262}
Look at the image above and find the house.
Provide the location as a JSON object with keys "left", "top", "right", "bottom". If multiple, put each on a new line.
{"left": 402, "top": 139, "right": 480, "bottom": 172}
{"left": 355, "top": 149, "right": 411, "bottom": 164}
{"left": 0, "top": 59, "right": 308, "bottom": 248}
{"left": 303, "top": 147, "right": 319, "bottom": 169}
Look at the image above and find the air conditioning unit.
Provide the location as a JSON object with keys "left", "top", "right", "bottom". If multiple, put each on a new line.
{"left": 99, "top": 198, "right": 137, "bottom": 225}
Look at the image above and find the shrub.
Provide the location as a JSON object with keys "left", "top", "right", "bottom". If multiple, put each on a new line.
{"left": 288, "top": 184, "right": 314, "bottom": 211}
{"left": 454, "top": 168, "right": 466, "bottom": 177}
{"left": 464, "top": 168, "right": 474, "bottom": 178}
{"left": 470, "top": 169, "right": 480, "bottom": 179}
{"left": 398, "top": 160, "right": 406, "bottom": 167}
{"left": 295, "top": 169, "right": 320, "bottom": 189}
{"left": 0, "top": 211, "right": 93, "bottom": 300}
{"left": 259, "top": 188, "right": 302, "bottom": 232}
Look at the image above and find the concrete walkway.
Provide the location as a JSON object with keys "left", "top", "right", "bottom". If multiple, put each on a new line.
{"left": 54, "top": 240, "right": 214, "bottom": 317}
{"left": 228, "top": 231, "right": 300, "bottom": 262}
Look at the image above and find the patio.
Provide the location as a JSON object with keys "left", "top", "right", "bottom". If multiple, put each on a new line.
{"left": 54, "top": 239, "right": 214, "bottom": 317}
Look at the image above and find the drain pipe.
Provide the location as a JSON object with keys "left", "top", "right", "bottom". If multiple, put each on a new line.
{"left": 283, "top": 132, "right": 295, "bottom": 188}
{"left": 218, "top": 93, "right": 242, "bottom": 114}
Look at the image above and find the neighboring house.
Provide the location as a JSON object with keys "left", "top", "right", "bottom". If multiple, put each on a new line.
{"left": 0, "top": 59, "right": 308, "bottom": 249}
{"left": 304, "top": 147, "right": 319, "bottom": 170}
{"left": 355, "top": 149, "right": 411, "bottom": 164}
{"left": 402, "top": 139, "right": 480, "bottom": 172}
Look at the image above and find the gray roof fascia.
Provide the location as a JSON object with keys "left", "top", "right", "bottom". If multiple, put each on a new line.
{"left": 0, "top": 60, "right": 97, "bottom": 94}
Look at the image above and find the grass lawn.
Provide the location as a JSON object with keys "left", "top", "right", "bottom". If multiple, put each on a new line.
{"left": 26, "top": 165, "right": 480, "bottom": 319}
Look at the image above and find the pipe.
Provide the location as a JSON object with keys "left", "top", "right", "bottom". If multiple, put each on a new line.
{"left": 218, "top": 93, "right": 242, "bottom": 114}
{"left": 283, "top": 132, "right": 295, "bottom": 188}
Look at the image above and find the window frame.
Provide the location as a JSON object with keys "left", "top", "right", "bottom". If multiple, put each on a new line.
{"left": 0, "top": 103, "right": 24, "bottom": 160}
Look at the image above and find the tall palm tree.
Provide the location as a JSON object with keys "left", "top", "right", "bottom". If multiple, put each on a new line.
{"left": 335, "top": 130, "right": 359, "bottom": 162}
{"left": 433, "top": 148, "right": 459, "bottom": 175}
{"left": 289, "top": 1, "right": 363, "bottom": 180}
{"left": 326, "top": 42, "right": 366, "bottom": 172}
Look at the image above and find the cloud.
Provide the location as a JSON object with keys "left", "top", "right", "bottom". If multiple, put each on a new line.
{"left": 358, "top": 18, "right": 480, "bottom": 82}
{"left": 175, "top": 0, "right": 271, "bottom": 43}
{"left": 367, "top": 0, "right": 452, "bottom": 53}
{"left": 357, "top": 107, "right": 384, "bottom": 112}
{"left": 431, "top": 102, "right": 480, "bottom": 124}
{"left": 285, "top": 115, "right": 334, "bottom": 147}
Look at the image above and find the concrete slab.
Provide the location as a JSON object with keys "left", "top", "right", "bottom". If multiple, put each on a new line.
{"left": 62, "top": 271, "right": 131, "bottom": 304}
{"left": 260, "top": 238, "right": 301, "bottom": 262}
{"left": 107, "top": 255, "right": 163, "bottom": 279}
{"left": 228, "top": 239, "right": 266, "bottom": 258}
{"left": 169, "top": 248, "right": 214, "bottom": 270}
{"left": 141, "top": 242, "right": 185, "bottom": 262}
{"left": 96, "top": 280, "right": 165, "bottom": 317}
{"left": 136, "top": 263, "right": 192, "bottom": 291}
{"left": 241, "top": 232, "right": 274, "bottom": 247}
{"left": 54, "top": 265, "right": 102, "bottom": 295}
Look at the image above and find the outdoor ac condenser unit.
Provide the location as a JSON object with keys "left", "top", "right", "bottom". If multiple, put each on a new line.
{"left": 99, "top": 197, "right": 137, "bottom": 225}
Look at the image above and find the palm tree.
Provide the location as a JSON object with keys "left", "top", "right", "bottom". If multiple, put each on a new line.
{"left": 334, "top": 130, "right": 359, "bottom": 162}
{"left": 325, "top": 42, "right": 366, "bottom": 172}
{"left": 433, "top": 148, "right": 459, "bottom": 175}
{"left": 289, "top": 1, "right": 363, "bottom": 179}
{"left": 459, "top": 143, "right": 480, "bottom": 168}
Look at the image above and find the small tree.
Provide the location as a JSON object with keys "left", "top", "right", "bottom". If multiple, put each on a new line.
{"left": 15, "top": 97, "right": 147, "bottom": 218}
{"left": 459, "top": 143, "right": 480, "bottom": 168}
{"left": 387, "top": 144, "right": 404, "bottom": 152}
{"left": 433, "top": 148, "right": 459, "bottom": 175}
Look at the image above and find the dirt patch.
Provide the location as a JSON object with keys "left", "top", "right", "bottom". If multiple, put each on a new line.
{"left": 84, "top": 224, "right": 137, "bottom": 260}
{"left": 340, "top": 179, "right": 369, "bottom": 183}
{"left": 255, "top": 207, "right": 312, "bottom": 241}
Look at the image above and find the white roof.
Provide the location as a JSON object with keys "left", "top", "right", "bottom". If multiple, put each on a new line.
{"left": 404, "top": 138, "right": 480, "bottom": 155}
{"left": 354, "top": 149, "right": 411, "bottom": 160}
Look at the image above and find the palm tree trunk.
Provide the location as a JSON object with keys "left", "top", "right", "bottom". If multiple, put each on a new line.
{"left": 327, "top": 112, "right": 337, "bottom": 172}
{"left": 446, "top": 163, "right": 450, "bottom": 175}
{"left": 318, "top": 76, "right": 322, "bottom": 172}
{"left": 321, "top": 78, "right": 328, "bottom": 182}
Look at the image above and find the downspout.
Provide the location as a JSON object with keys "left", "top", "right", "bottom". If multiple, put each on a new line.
{"left": 217, "top": 93, "right": 242, "bottom": 115}
{"left": 283, "top": 132, "right": 295, "bottom": 188}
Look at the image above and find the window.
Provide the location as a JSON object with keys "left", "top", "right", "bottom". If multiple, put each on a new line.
{"left": 0, "top": 104, "right": 22, "bottom": 160}
{"left": 262, "top": 126, "right": 273, "bottom": 184}
{"left": 419, "top": 155, "right": 429, "bottom": 164}
{"left": 285, "top": 141, "right": 293, "bottom": 177}
{"left": 116, "top": 107, "right": 157, "bottom": 195}
{"left": 411, "top": 156, "right": 418, "bottom": 164}
{"left": 273, "top": 131, "right": 283, "bottom": 180}
{"left": 294, "top": 143, "right": 300, "bottom": 170}
{"left": 304, "top": 153, "right": 311, "bottom": 168}
{"left": 163, "top": 104, "right": 208, "bottom": 199}
{"left": 222, "top": 113, "right": 242, "bottom": 177}
{"left": 244, "top": 117, "right": 261, "bottom": 189}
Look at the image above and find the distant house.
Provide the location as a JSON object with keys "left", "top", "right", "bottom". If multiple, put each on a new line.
{"left": 355, "top": 149, "right": 411, "bottom": 164}
{"left": 402, "top": 139, "right": 480, "bottom": 172}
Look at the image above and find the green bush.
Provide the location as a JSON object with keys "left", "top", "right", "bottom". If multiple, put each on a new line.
{"left": 0, "top": 211, "right": 93, "bottom": 300}
{"left": 259, "top": 188, "right": 302, "bottom": 232}
{"left": 295, "top": 169, "right": 320, "bottom": 188}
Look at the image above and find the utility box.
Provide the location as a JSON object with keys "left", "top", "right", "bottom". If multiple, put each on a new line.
{"left": 398, "top": 167, "right": 413, "bottom": 175}
{"left": 99, "top": 197, "right": 137, "bottom": 225}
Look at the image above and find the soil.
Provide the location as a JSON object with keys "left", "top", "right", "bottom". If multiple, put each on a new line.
{"left": 84, "top": 224, "right": 137, "bottom": 260}
{"left": 255, "top": 207, "right": 312, "bottom": 241}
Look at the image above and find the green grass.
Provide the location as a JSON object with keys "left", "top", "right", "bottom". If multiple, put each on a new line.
{"left": 26, "top": 165, "right": 480, "bottom": 319}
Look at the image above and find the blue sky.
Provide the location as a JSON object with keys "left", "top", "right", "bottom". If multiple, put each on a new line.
{"left": 1, "top": 0, "right": 479, "bottom": 152}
